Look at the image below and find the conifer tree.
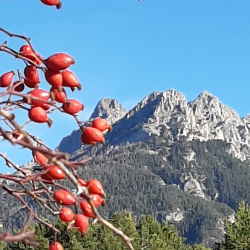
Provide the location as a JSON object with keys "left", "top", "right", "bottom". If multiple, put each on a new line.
{"left": 214, "top": 201, "right": 250, "bottom": 250}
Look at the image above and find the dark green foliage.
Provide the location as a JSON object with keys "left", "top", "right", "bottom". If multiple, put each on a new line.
{"left": 4, "top": 219, "right": 85, "bottom": 250}
{"left": 136, "top": 215, "right": 185, "bottom": 249}
{"left": 0, "top": 242, "right": 6, "bottom": 250}
{"left": 3, "top": 213, "right": 210, "bottom": 250}
{"left": 214, "top": 201, "right": 250, "bottom": 250}
{"left": 82, "top": 212, "right": 141, "bottom": 250}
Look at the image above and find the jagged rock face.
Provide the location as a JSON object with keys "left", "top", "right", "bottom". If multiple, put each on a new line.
{"left": 187, "top": 91, "right": 249, "bottom": 161}
{"left": 57, "top": 98, "right": 127, "bottom": 154}
{"left": 102, "top": 89, "right": 192, "bottom": 147}
{"left": 58, "top": 88, "right": 250, "bottom": 161}
{"left": 103, "top": 89, "right": 250, "bottom": 161}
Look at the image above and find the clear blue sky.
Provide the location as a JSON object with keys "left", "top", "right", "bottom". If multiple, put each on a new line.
{"left": 0, "top": 0, "right": 250, "bottom": 172}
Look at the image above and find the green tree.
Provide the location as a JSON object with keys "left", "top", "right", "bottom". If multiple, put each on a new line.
{"left": 214, "top": 201, "right": 250, "bottom": 250}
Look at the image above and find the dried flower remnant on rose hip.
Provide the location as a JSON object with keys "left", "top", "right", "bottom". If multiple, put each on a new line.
{"left": 28, "top": 106, "right": 53, "bottom": 127}
{"left": 40, "top": 0, "right": 62, "bottom": 9}
{"left": 62, "top": 70, "right": 82, "bottom": 91}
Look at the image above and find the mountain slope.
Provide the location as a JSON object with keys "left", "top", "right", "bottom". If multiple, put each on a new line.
{"left": 0, "top": 138, "right": 239, "bottom": 248}
{"left": 68, "top": 137, "right": 244, "bottom": 247}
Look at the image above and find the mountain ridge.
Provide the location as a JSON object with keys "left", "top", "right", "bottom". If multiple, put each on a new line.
{"left": 58, "top": 89, "right": 250, "bottom": 162}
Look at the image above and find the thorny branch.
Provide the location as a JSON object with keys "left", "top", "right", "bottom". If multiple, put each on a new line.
{"left": 0, "top": 26, "right": 135, "bottom": 250}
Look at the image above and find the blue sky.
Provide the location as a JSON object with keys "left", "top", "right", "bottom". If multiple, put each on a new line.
{"left": 0, "top": 0, "right": 250, "bottom": 172}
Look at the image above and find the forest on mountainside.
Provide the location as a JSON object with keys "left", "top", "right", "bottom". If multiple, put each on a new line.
{"left": 1, "top": 137, "right": 250, "bottom": 247}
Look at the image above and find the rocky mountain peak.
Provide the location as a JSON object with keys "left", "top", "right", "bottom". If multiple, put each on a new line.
{"left": 58, "top": 88, "right": 250, "bottom": 161}
{"left": 57, "top": 98, "right": 127, "bottom": 154}
{"left": 98, "top": 89, "right": 250, "bottom": 161}
{"left": 89, "top": 98, "right": 127, "bottom": 124}
{"left": 189, "top": 90, "right": 241, "bottom": 124}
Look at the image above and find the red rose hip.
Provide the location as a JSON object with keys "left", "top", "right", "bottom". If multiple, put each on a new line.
{"left": 59, "top": 207, "right": 74, "bottom": 222}
{"left": 45, "top": 53, "right": 75, "bottom": 71}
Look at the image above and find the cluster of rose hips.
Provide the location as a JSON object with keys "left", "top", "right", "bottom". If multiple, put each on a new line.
{"left": 31, "top": 116, "right": 112, "bottom": 176}
{"left": 48, "top": 177, "right": 106, "bottom": 250}
{"left": 80, "top": 117, "right": 112, "bottom": 145}
{"left": 0, "top": 40, "right": 113, "bottom": 249}
{"left": 0, "top": 43, "right": 112, "bottom": 147}
{"left": 0, "top": 44, "right": 83, "bottom": 128}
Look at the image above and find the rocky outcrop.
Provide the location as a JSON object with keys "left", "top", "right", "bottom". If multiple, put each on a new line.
{"left": 55, "top": 88, "right": 250, "bottom": 213}
{"left": 165, "top": 208, "right": 185, "bottom": 223}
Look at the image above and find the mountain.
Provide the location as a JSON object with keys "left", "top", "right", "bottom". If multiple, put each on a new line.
{"left": 60, "top": 88, "right": 250, "bottom": 246}
{"left": 2, "top": 89, "right": 250, "bottom": 248}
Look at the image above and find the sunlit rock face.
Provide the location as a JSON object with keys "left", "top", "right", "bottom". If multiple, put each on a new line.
{"left": 58, "top": 88, "right": 250, "bottom": 162}
{"left": 99, "top": 89, "right": 250, "bottom": 162}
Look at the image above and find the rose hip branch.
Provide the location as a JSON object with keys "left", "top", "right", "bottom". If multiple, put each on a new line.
{"left": 0, "top": 16, "right": 135, "bottom": 250}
